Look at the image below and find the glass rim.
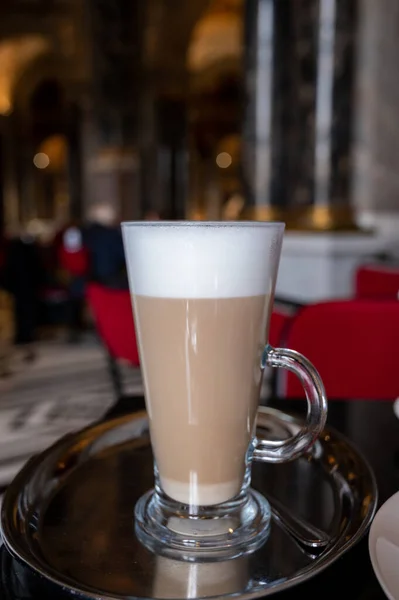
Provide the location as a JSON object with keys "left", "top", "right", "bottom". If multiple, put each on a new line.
{"left": 121, "top": 220, "right": 285, "bottom": 229}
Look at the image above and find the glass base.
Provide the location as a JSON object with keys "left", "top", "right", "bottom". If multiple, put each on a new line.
{"left": 134, "top": 487, "right": 271, "bottom": 561}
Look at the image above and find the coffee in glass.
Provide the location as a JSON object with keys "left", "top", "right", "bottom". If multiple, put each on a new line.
{"left": 122, "top": 222, "right": 327, "bottom": 559}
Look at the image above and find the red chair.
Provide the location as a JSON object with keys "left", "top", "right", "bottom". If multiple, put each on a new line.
{"left": 86, "top": 283, "right": 140, "bottom": 397}
{"left": 280, "top": 300, "right": 399, "bottom": 400}
{"left": 58, "top": 246, "right": 89, "bottom": 277}
{"left": 55, "top": 223, "right": 89, "bottom": 278}
{"left": 355, "top": 264, "right": 399, "bottom": 300}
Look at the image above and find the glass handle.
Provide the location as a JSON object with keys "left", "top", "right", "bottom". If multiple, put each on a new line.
{"left": 254, "top": 345, "right": 328, "bottom": 464}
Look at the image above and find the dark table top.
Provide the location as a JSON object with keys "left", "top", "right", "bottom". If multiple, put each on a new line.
{"left": 1, "top": 396, "right": 398, "bottom": 599}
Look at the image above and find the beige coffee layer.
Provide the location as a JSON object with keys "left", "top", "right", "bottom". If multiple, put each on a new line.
{"left": 133, "top": 294, "right": 271, "bottom": 506}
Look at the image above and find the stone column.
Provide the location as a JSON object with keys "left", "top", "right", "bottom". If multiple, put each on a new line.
{"left": 139, "top": 83, "right": 188, "bottom": 220}
{"left": 302, "top": 0, "right": 358, "bottom": 230}
{"left": 155, "top": 97, "right": 188, "bottom": 220}
{"left": 86, "top": 0, "right": 143, "bottom": 220}
{"left": 353, "top": 0, "right": 399, "bottom": 238}
{"left": 242, "top": 0, "right": 318, "bottom": 223}
{"left": 242, "top": 0, "right": 358, "bottom": 230}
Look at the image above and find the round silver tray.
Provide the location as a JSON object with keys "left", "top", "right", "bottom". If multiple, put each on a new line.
{"left": 0, "top": 406, "right": 377, "bottom": 600}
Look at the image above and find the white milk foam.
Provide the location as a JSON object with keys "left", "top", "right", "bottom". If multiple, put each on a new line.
{"left": 122, "top": 223, "right": 284, "bottom": 299}
{"left": 161, "top": 477, "right": 240, "bottom": 506}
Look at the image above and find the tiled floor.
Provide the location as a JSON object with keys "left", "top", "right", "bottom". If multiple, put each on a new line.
{"left": 0, "top": 339, "right": 143, "bottom": 488}
{"left": 0, "top": 337, "right": 271, "bottom": 491}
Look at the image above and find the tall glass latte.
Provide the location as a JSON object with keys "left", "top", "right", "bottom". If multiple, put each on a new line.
{"left": 122, "top": 222, "right": 327, "bottom": 559}
{"left": 128, "top": 226, "right": 272, "bottom": 506}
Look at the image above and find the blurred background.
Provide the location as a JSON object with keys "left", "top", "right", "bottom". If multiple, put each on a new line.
{"left": 0, "top": 0, "right": 398, "bottom": 485}
{"left": 0, "top": 0, "right": 395, "bottom": 233}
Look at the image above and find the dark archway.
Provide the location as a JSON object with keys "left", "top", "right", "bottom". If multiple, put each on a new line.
{"left": 187, "top": 0, "right": 244, "bottom": 219}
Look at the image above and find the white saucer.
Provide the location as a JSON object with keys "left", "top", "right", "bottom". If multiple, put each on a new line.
{"left": 369, "top": 491, "right": 399, "bottom": 599}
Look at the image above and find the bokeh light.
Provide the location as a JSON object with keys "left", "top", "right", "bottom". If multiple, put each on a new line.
{"left": 33, "top": 152, "right": 50, "bottom": 169}
{"left": 216, "top": 152, "right": 232, "bottom": 168}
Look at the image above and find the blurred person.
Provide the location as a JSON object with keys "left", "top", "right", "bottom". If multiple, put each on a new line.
{"left": 3, "top": 228, "right": 45, "bottom": 362}
{"left": 84, "top": 203, "right": 128, "bottom": 289}
{"left": 56, "top": 221, "right": 88, "bottom": 343}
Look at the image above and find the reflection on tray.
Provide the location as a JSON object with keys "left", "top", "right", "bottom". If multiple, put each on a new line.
{"left": 0, "top": 407, "right": 377, "bottom": 600}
